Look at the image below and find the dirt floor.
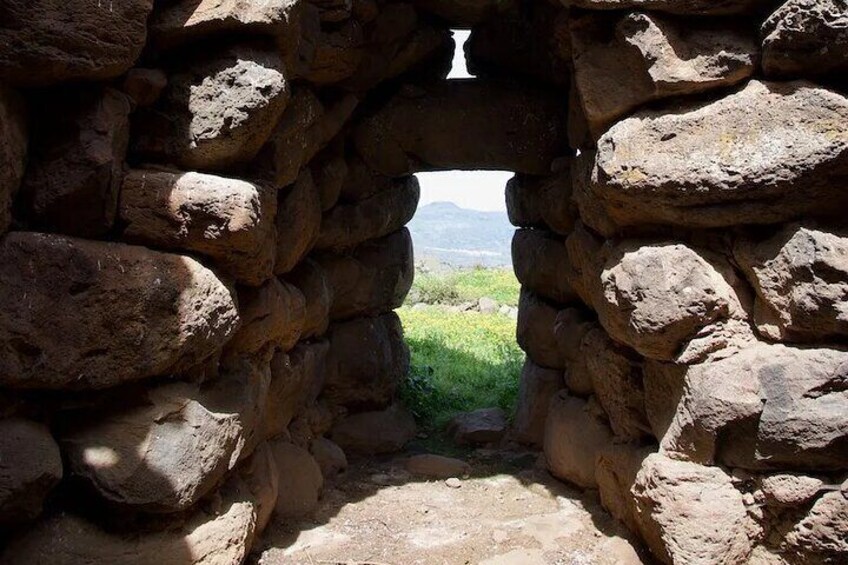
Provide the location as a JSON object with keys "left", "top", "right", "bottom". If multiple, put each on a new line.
{"left": 255, "top": 443, "right": 652, "bottom": 565}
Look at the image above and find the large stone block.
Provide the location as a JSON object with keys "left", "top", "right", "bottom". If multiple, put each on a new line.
{"left": 20, "top": 87, "right": 130, "bottom": 238}
{"left": 0, "top": 87, "right": 27, "bottom": 236}
{"left": 513, "top": 359, "right": 564, "bottom": 446}
{"left": 284, "top": 260, "right": 332, "bottom": 339}
{"left": 595, "top": 444, "right": 655, "bottom": 535}
{"left": 61, "top": 355, "right": 269, "bottom": 513}
{"left": 133, "top": 46, "right": 290, "bottom": 172}
{"left": 0, "top": 419, "right": 62, "bottom": 526}
{"left": 544, "top": 392, "right": 613, "bottom": 489}
{"left": 225, "top": 279, "right": 306, "bottom": 356}
{"left": 322, "top": 313, "right": 409, "bottom": 409}
{"left": 0, "top": 234, "right": 240, "bottom": 390}
{"left": 275, "top": 170, "right": 322, "bottom": 275}
{"left": 575, "top": 81, "right": 848, "bottom": 235}
{"left": 316, "top": 176, "right": 419, "bottom": 251}
{"left": 331, "top": 403, "right": 416, "bottom": 455}
{"left": 305, "top": 20, "right": 365, "bottom": 85}
{"left": 317, "top": 229, "right": 414, "bottom": 321}
{"left": 269, "top": 440, "right": 324, "bottom": 519}
{"left": 570, "top": 11, "right": 756, "bottom": 138}
{"left": 782, "top": 492, "right": 848, "bottom": 563}
{"left": 354, "top": 80, "right": 568, "bottom": 176}
{"left": 762, "top": 0, "right": 848, "bottom": 79}
{"left": 735, "top": 224, "right": 848, "bottom": 343}
{"left": 0, "top": 0, "right": 154, "bottom": 86}
{"left": 264, "top": 341, "right": 328, "bottom": 440}
{"left": 516, "top": 289, "right": 567, "bottom": 370}
{"left": 631, "top": 454, "right": 753, "bottom": 565}
{"left": 120, "top": 170, "right": 278, "bottom": 286}
{"left": 512, "top": 229, "right": 577, "bottom": 305}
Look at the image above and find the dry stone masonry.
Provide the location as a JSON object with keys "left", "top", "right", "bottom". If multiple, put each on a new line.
{"left": 0, "top": 1, "right": 846, "bottom": 564}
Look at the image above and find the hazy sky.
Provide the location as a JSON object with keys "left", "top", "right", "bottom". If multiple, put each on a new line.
{"left": 415, "top": 31, "right": 512, "bottom": 213}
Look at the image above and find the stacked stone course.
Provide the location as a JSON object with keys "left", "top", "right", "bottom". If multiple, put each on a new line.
{"left": 0, "top": 0, "right": 846, "bottom": 563}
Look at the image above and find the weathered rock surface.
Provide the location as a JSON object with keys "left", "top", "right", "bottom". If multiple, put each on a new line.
{"left": 447, "top": 408, "right": 507, "bottom": 446}
{"left": 782, "top": 491, "right": 848, "bottom": 562}
{"left": 62, "top": 357, "right": 269, "bottom": 513}
{"left": 264, "top": 342, "right": 328, "bottom": 440}
{"left": 632, "top": 454, "right": 753, "bottom": 564}
{"left": 513, "top": 360, "right": 564, "bottom": 446}
{"left": 544, "top": 392, "right": 613, "bottom": 488}
{"left": 354, "top": 80, "right": 568, "bottom": 176}
{"left": 517, "top": 289, "right": 567, "bottom": 370}
{"left": 576, "top": 80, "right": 848, "bottom": 235}
{"left": 269, "top": 440, "right": 324, "bottom": 519}
{"left": 0, "top": 0, "right": 154, "bottom": 86}
{"left": 133, "top": 46, "right": 289, "bottom": 172}
{"left": 762, "top": 0, "right": 848, "bottom": 79}
{"left": 595, "top": 444, "right": 654, "bottom": 535}
{"left": 317, "top": 229, "right": 414, "bottom": 321}
{"left": 405, "top": 454, "right": 471, "bottom": 480}
{"left": 570, "top": 11, "right": 757, "bottom": 138}
{"left": 316, "top": 176, "right": 419, "bottom": 251}
{"left": 512, "top": 229, "right": 576, "bottom": 305}
{"left": 0, "top": 87, "right": 26, "bottom": 235}
{"left": 562, "top": 0, "right": 773, "bottom": 15}
{"left": 322, "top": 313, "right": 409, "bottom": 409}
{"left": 0, "top": 234, "right": 240, "bottom": 390}
{"left": 734, "top": 224, "right": 848, "bottom": 343}
{"left": 20, "top": 87, "right": 131, "bottom": 238}
{"left": 275, "top": 170, "right": 322, "bottom": 275}
{"left": 284, "top": 260, "right": 332, "bottom": 339}
{"left": 122, "top": 68, "right": 168, "bottom": 107}
{"left": 1, "top": 474, "right": 259, "bottom": 564}
{"left": 226, "top": 280, "right": 305, "bottom": 356}
{"left": 0, "top": 419, "right": 62, "bottom": 526}
{"left": 310, "top": 437, "right": 348, "bottom": 479}
{"left": 306, "top": 20, "right": 364, "bottom": 85}
{"left": 660, "top": 344, "right": 848, "bottom": 471}
{"left": 758, "top": 473, "right": 825, "bottom": 507}
{"left": 331, "top": 403, "right": 417, "bottom": 455}
{"left": 120, "top": 169, "right": 278, "bottom": 286}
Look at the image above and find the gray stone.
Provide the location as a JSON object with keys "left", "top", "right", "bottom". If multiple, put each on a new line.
{"left": 269, "top": 440, "right": 323, "bottom": 519}
{"left": 514, "top": 359, "right": 563, "bottom": 447}
{"left": 448, "top": 408, "right": 507, "bottom": 446}
{"left": 512, "top": 229, "right": 578, "bottom": 305}
{"left": 331, "top": 403, "right": 417, "bottom": 455}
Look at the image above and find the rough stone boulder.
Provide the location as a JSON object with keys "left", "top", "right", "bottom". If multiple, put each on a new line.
{"left": 734, "top": 224, "right": 848, "bottom": 343}
{"left": 758, "top": 473, "right": 826, "bottom": 508}
{"left": 310, "top": 437, "right": 348, "bottom": 480}
{"left": 275, "top": 170, "right": 322, "bottom": 275}
{"left": 264, "top": 341, "right": 328, "bottom": 440}
{"left": 354, "top": 80, "right": 568, "bottom": 176}
{"left": 406, "top": 454, "right": 471, "bottom": 479}
{"left": 61, "top": 356, "right": 269, "bottom": 513}
{"left": 575, "top": 80, "right": 848, "bottom": 235}
{"left": 331, "top": 403, "right": 417, "bottom": 455}
{"left": 782, "top": 491, "right": 848, "bottom": 562}
{"left": 517, "top": 289, "right": 568, "bottom": 370}
{"left": 306, "top": 20, "right": 365, "bottom": 85}
{"left": 0, "top": 419, "right": 63, "bottom": 526}
{"left": 561, "top": 0, "right": 774, "bottom": 15}
{"left": 631, "top": 454, "right": 753, "bottom": 565}
{"left": 512, "top": 229, "right": 577, "bottom": 305}
{"left": 120, "top": 169, "right": 278, "bottom": 286}
{"left": 0, "top": 87, "right": 27, "bottom": 236}
{"left": 317, "top": 229, "right": 414, "bottom": 321}
{"left": 133, "top": 46, "right": 289, "bottom": 172}
{"left": 570, "top": 11, "right": 757, "bottom": 138}
{"left": 316, "top": 176, "right": 420, "bottom": 252}
{"left": 284, "top": 260, "right": 332, "bottom": 339}
{"left": 0, "top": 233, "right": 240, "bottom": 390}
{"left": 587, "top": 239, "right": 752, "bottom": 363}
{"left": 447, "top": 408, "right": 507, "bottom": 446}
{"left": 544, "top": 392, "right": 613, "bottom": 489}
{"left": 762, "top": 0, "right": 848, "bottom": 79}
{"left": 595, "top": 444, "right": 654, "bottom": 535}
{"left": 0, "top": 472, "right": 260, "bottom": 565}
{"left": 20, "top": 86, "right": 131, "bottom": 238}
{"left": 513, "top": 359, "right": 564, "bottom": 446}
{"left": 322, "top": 313, "right": 409, "bottom": 409}
{"left": 0, "top": 0, "right": 155, "bottom": 86}
{"left": 659, "top": 344, "right": 848, "bottom": 471}
{"left": 225, "top": 279, "right": 306, "bottom": 356}
{"left": 269, "top": 440, "right": 324, "bottom": 519}
{"left": 412, "top": 0, "right": 516, "bottom": 26}
{"left": 122, "top": 68, "right": 169, "bottom": 107}
{"left": 508, "top": 170, "right": 576, "bottom": 237}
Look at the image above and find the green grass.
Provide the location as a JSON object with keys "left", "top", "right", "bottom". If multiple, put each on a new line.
{"left": 406, "top": 267, "right": 520, "bottom": 307}
{"left": 397, "top": 305, "right": 524, "bottom": 432}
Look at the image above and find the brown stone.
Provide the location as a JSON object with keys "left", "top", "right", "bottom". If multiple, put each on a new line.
{"left": 782, "top": 492, "right": 848, "bottom": 562}
{"left": 225, "top": 279, "right": 306, "bottom": 356}
{"left": 120, "top": 169, "right": 278, "bottom": 286}
{"left": 310, "top": 437, "right": 348, "bottom": 479}
{"left": 331, "top": 403, "right": 417, "bottom": 455}
{"left": 513, "top": 359, "right": 564, "bottom": 446}
{"left": 264, "top": 341, "right": 328, "bottom": 440}
{"left": 20, "top": 86, "right": 130, "bottom": 238}
{"left": 0, "top": 87, "right": 27, "bottom": 235}
{"left": 317, "top": 229, "right": 414, "bottom": 321}
{"left": 311, "top": 144, "right": 348, "bottom": 212}
{"left": 133, "top": 45, "right": 290, "bottom": 172}
{"left": 316, "top": 176, "right": 419, "bottom": 252}
{"left": 406, "top": 454, "right": 471, "bottom": 479}
{"left": 0, "top": 419, "right": 62, "bottom": 526}
{"left": 595, "top": 444, "right": 655, "bottom": 535}
{"left": 323, "top": 313, "right": 409, "bottom": 410}
{"left": 517, "top": 289, "right": 567, "bottom": 370}
{"left": 284, "top": 260, "right": 333, "bottom": 339}
{"left": 275, "top": 170, "right": 322, "bottom": 275}
{"left": 448, "top": 408, "right": 507, "bottom": 446}
{"left": 512, "top": 229, "right": 577, "bottom": 305}
{"left": 412, "top": 0, "right": 516, "bottom": 26}
{"left": 0, "top": 0, "right": 154, "bottom": 86}
{"left": 0, "top": 233, "right": 240, "bottom": 390}
{"left": 269, "top": 440, "right": 324, "bottom": 519}
{"left": 122, "top": 69, "right": 168, "bottom": 107}
{"left": 354, "top": 80, "right": 568, "bottom": 176}
{"left": 306, "top": 20, "right": 365, "bottom": 85}
{"left": 570, "top": 11, "right": 757, "bottom": 139}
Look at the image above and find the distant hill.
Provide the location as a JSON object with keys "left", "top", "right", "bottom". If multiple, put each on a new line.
{"left": 406, "top": 202, "right": 514, "bottom": 268}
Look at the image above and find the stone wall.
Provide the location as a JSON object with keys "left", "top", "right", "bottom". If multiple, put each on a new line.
{"left": 0, "top": 1, "right": 846, "bottom": 564}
